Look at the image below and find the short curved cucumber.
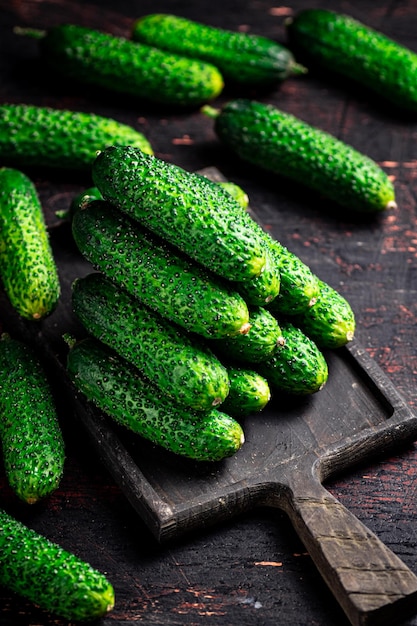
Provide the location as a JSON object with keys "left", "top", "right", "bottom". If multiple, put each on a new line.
{"left": 0, "top": 103, "right": 153, "bottom": 171}
{"left": 18, "top": 24, "right": 224, "bottom": 108}
{"left": 294, "top": 279, "right": 356, "bottom": 348}
{"left": 203, "top": 99, "right": 396, "bottom": 213}
{"left": 132, "top": 13, "right": 306, "bottom": 87}
{"left": 256, "top": 321, "right": 328, "bottom": 395}
{"left": 221, "top": 366, "right": 271, "bottom": 418}
{"left": 0, "top": 334, "right": 65, "bottom": 504}
{"left": 0, "top": 508, "right": 114, "bottom": 621}
{"left": 92, "top": 146, "right": 269, "bottom": 283}
{"left": 0, "top": 168, "right": 60, "bottom": 320}
{"left": 71, "top": 272, "right": 230, "bottom": 411}
{"left": 71, "top": 198, "right": 250, "bottom": 338}
{"left": 287, "top": 9, "right": 417, "bottom": 114}
{"left": 66, "top": 336, "right": 244, "bottom": 462}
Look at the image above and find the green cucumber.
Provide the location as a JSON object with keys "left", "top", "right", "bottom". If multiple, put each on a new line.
{"left": 256, "top": 321, "right": 328, "bottom": 394}
{"left": 294, "top": 279, "right": 356, "bottom": 349}
{"left": 203, "top": 99, "right": 396, "bottom": 213}
{"left": 66, "top": 336, "right": 244, "bottom": 461}
{"left": 0, "top": 508, "right": 114, "bottom": 621}
{"left": 219, "top": 181, "right": 250, "bottom": 210}
{"left": 71, "top": 272, "right": 230, "bottom": 411}
{"left": 221, "top": 366, "right": 271, "bottom": 418}
{"left": 0, "top": 334, "right": 65, "bottom": 504}
{"left": 17, "top": 24, "right": 224, "bottom": 108}
{"left": 235, "top": 245, "right": 280, "bottom": 306}
{"left": 211, "top": 306, "right": 284, "bottom": 364}
{"left": 132, "top": 13, "right": 306, "bottom": 87}
{"left": 266, "top": 240, "right": 320, "bottom": 315}
{"left": 286, "top": 9, "right": 417, "bottom": 114}
{"left": 92, "top": 146, "right": 269, "bottom": 283}
{"left": 71, "top": 198, "right": 250, "bottom": 338}
{"left": 0, "top": 103, "right": 152, "bottom": 171}
{"left": 0, "top": 168, "right": 60, "bottom": 320}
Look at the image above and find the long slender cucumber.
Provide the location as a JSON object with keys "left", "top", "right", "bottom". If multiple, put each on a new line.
{"left": 66, "top": 336, "right": 244, "bottom": 462}
{"left": 203, "top": 99, "right": 396, "bottom": 213}
{"left": 17, "top": 24, "right": 224, "bottom": 107}
{"left": 0, "top": 508, "right": 115, "bottom": 621}
{"left": 0, "top": 334, "right": 65, "bottom": 504}
{"left": 92, "top": 146, "right": 269, "bottom": 283}
{"left": 0, "top": 103, "right": 152, "bottom": 171}
{"left": 71, "top": 198, "right": 250, "bottom": 338}
{"left": 286, "top": 9, "right": 417, "bottom": 113}
{"left": 0, "top": 168, "right": 60, "bottom": 320}
{"left": 71, "top": 272, "right": 230, "bottom": 411}
{"left": 132, "top": 13, "right": 306, "bottom": 87}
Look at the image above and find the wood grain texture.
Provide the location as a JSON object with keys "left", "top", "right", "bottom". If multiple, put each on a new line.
{"left": 1, "top": 1, "right": 417, "bottom": 625}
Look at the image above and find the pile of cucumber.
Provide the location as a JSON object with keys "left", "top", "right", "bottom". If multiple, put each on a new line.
{"left": 2, "top": 6, "right": 413, "bottom": 621}
{"left": 67, "top": 146, "right": 355, "bottom": 464}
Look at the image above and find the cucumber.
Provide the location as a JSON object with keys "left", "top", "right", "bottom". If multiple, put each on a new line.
{"left": 234, "top": 245, "right": 280, "bottom": 306}
{"left": 0, "top": 103, "right": 152, "bottom": 171}
{"left": 219, "top": 181, "right": 249, "bottom": 210}
{"left": 286, "top": 9, "right": 417, "bottom": 114}
{"left": 203, "top": 99, "right": 396, "bottom": 213}
{"left": 92, "top": 146, "right": 269, "bottom": 283}
{"left": 132, "top": 13, "right": 306, "bottom": 87}
{"left": 266, "top": 240, "right": 320, "bottom": 315}
{"left": 66, "top": 336, "right": 244, "bottom": 462}
{"left": 256, "top": 321, "right": 328, "bottom": 395}
{"left": 71, "top": 198, "right": 251, "bottom": 338}
{"left": 0, "top": 508, "right": 114, "bottom": 621}
{"left": 0, "top": 334, "right": 65, "bottom": 504}
{"left": 294, "top": 279, "right": 356, "bottom": 349}
{"left": 221, "top": 366, "right": 271, "bottom": 418}
{"left": 71, "top": 272, "right": 230, "bottom": 411}
{"left": 211, "top": 306, "right": 284, "bottom": 364}
{"left": 0, "top": 168, "right": 60, "bottom": 320}
{"left": 18, "top": 24, "right": 224, "bottom": 108}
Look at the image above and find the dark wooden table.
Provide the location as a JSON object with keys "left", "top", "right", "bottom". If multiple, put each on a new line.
{"left": 1, "top": 1, "right": 417, "bottom": 624}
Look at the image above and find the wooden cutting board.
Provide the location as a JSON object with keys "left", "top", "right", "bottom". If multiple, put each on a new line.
{"left": 3, "top": 169, "right": 417, "bottom": 626}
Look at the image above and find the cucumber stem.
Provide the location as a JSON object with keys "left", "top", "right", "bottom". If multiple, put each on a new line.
{"left": 13, "top": 26, "right": 46, "bottom": 39}
{"left": 201, "top": 105, "right": 220, "bottom": 118}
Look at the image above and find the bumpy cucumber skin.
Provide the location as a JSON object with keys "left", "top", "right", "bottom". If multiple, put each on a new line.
{"left": 256, "top": 322, "right": 328, "bottom": 395}
{"left": 0, "top": 168, "right": 60, "bottom": 320}
{"left": 92, "top": 146, "right": 268, "bottom": 282}
{"left": 72, "top": 199, "right": 250, "bottom": 338}
{"left": 132, "top": 13, "right": 304, "bottom": 86}
{"left": 39, "top": 24, "right": 224, "bottom": 107}
{"left": 221, "top": 366, "right": 271, "bottom": 418}
{"left": 266, "top": 240, "right": 320, "bottom": 315}
{"left": 287, "top": 9, "right": 417, "bottom": 114}
{"left": 0, "top": 334, "right": 65, "bottom": 503}
{"left": 235, "top": 247, "right": 280, "bottom": 306}
{"left": 71, "top": 273, "right": 230, "bottom": 411}
{"left": 208, "top": 99, "right": 396, "bottom": 213}
{"left": 0, "top": 103, "right": 152, "bottom": 171}
{"left": 0, "top": 508, "right": 114, "bottom": 621}
{"left": 295, "top": 280, "right": 356, "bottom": 349}
{"left": 212, "top": 306, "right": 284, "bottom": 364}
{"left": 67, "top": 337, "right": 244, "bottom": 461}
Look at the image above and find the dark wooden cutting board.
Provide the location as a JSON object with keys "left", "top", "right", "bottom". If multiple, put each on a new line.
{"left": 3, "top": 169, "right": 417, "bottom": 626}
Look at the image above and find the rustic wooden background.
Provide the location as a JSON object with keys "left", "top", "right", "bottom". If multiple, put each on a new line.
{"left": 1, "top": 1, "right": 417, "bottom": 624}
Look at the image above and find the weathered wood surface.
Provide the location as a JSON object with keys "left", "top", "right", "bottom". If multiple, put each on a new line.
{"left": 1, "top": 1, "right": 417, "bottom": 625}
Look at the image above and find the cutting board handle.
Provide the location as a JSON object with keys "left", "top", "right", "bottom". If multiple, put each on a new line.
{"left": 284, "top": 477, "right": 417, "bottom": 626}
